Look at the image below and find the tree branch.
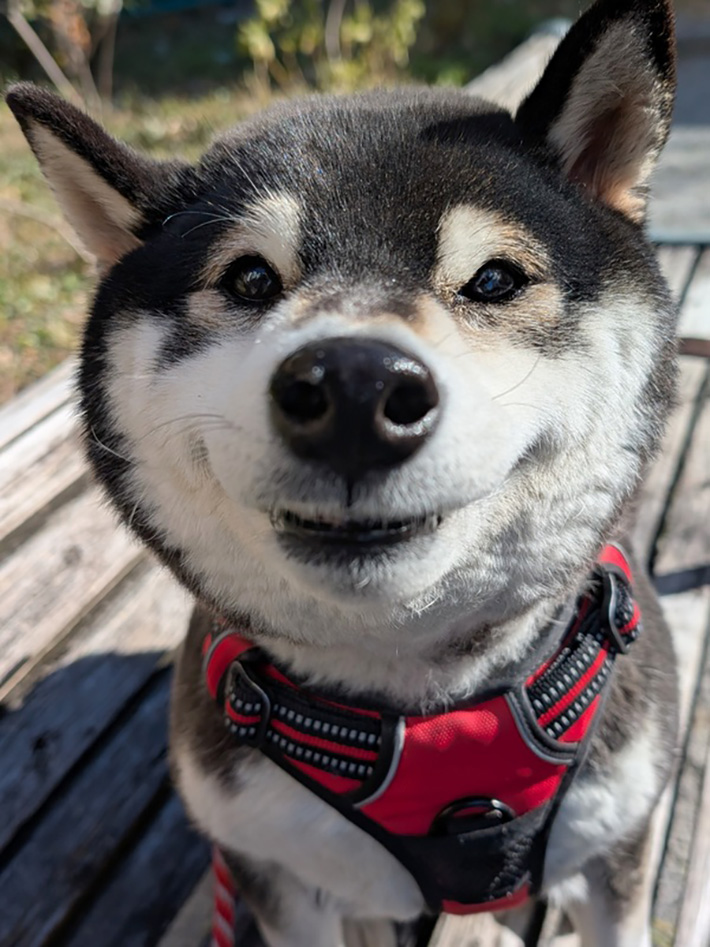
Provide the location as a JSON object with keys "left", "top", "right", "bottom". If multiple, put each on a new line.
{"left": 6, "top": 7, "right": 83, "bottom": 104}
{"left": 0, "top": 197, "right": 94, "bottom": 264}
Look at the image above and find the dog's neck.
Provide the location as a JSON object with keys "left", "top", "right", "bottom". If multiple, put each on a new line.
{"left": 229, "top": 592, "right": 572, "bottom": 712}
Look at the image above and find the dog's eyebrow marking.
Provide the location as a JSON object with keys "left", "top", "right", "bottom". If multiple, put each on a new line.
{"left": 201, "top": 191, "right": 302, "bottom": 288}
{"left": 434, "top": 205, "right": 550, "bottom": 291}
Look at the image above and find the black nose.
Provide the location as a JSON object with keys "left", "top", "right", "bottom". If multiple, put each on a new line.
{"left": 270, "top": 338, "right": 440, "bottom": 479}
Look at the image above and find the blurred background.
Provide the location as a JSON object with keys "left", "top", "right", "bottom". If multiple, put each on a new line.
{"left": 1, "top": 0, "right": 708, "bottom": 403}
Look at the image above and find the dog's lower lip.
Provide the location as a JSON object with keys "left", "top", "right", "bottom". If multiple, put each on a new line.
{"left": 272, "top": 510, "right": 443, "bottom": 546}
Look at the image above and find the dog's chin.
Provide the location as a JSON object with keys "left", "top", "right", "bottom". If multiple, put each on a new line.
{"left": 266, "top": 507, "right": 460, "bottom": 607}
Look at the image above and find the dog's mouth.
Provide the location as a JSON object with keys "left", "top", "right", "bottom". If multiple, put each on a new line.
{"left": 271, "top": 510, "right": 443, "bottom": 549}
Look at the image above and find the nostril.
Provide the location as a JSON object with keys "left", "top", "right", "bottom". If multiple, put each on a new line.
{"left": 273, "top": 378, "right": 330, "bottom": 425}
{"left": 384, "top": 378, "right": 439, "bottom": 426}
{"left": 271, "top": 338, "right": 441, "bottom": 476}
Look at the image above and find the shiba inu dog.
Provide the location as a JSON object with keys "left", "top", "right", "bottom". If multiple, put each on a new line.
{"left": 7, "top": 0, "right": 680, "bottom": 944}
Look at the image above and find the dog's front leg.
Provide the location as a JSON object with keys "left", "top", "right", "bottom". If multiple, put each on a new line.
{"left": 563, "top": 830, "right": 655, "bottom": 947}
{"left": 224, "top": 851, "right": 347, "bottom": 947}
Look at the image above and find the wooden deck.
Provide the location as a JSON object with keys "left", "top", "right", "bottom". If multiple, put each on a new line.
{"left": 1, "top": 33, "right": 710, "bottom": 947}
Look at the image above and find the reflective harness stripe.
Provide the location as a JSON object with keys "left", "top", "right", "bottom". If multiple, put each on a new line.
{"left": 205, "top": 544, "right": 640, "bottom": 927}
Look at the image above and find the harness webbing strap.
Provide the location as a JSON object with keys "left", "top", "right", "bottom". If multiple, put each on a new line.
{"left": 526, "top": 565, "right": 639, "bottom": 740}
{"left": 204, "top": 554, "right": 639, "bottom": 788}
{"left": 203, "top": 543, "right": 641, "bottom": 917}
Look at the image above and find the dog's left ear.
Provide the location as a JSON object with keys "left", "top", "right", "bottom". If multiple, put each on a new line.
{"left": 5, "top": 82, "right": 199, "bottom": 267}
{"left": 516, "top": 0, "right": 676, "bottom": 222}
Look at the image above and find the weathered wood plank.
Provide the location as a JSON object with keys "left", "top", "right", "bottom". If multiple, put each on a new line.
{"left": 0, "top": 672, "right": 177, "bottom": 947}
{"left": 0, "top": 488, "right": 143, "bottom": 691}
{"left": 649, "top": 130, "right": 710, "bottom": 245}
{"left": 156, "top": 871, "right": 214, "bottom": 947}
{"left": 654, "top": 375, "right": 710, "bottom": 577}
{"left": 677, "top": 247, "right": 710, "bottom": 342}
{"left": 655, "top": 246, "right": 699, "bottom": 302}
{"left": 651, "top": 374, "right": 710, "bottom": 945}
{"left": 632, "top": 356, "right": 709, "bottom": 564}
{"left": 0, "top": 564, "right": 190, "bottom": 852}
{"left": 674, "top": 721, "right": 710, "bottom": 947}
{"left": 63, "top": 791, "right": 209, "bottom": 947}
{"left": 0, "top": 402, "right": 86, "bottom": 550}
{"left": 652, "top": 589, "right": 710, "bottom": 947}
{"left": 632, "top": 244, "right": 705, "bottom": 562}
{"left": 0, "top": 358, "right": 75, "bottom": 453}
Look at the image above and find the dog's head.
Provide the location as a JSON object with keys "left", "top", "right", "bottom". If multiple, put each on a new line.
{"left": 7, "top": 0, "right": 677, "bottom": 660}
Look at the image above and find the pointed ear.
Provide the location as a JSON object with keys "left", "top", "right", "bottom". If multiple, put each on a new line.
{"left": 5, "top": 83, "right": 199, "bottom": 267}
{"left": 515, "top": 0, "right": 676, "bottom": 222}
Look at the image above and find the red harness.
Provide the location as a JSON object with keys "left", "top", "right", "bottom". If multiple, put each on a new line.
{"left": 204, "top": 544, "right": 640, "bottom": 933}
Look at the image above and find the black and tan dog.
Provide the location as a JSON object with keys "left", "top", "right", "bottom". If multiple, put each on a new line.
{"left": 7, "top": 0, "right": 680, "bottom": 943}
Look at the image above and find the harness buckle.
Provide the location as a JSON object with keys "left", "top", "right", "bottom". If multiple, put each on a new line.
{"left": 599, "top": 569, "right": 631, "bottom": 654}
{"left": 225, "top": 660, "right": 272, "bottom": 749}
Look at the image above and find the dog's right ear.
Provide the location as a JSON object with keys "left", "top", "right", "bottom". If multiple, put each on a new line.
{"left": 516, "top": 0, "right": 676, "bottom": 222}
{"left": 5, "top": 83, "right": 199, "bottom": 267}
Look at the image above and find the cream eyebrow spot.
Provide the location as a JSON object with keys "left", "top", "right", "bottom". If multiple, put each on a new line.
{"left": 201, "top": 192, "right": 302, "bottom": 288}
{"left": 435, "top": 205, "right": 549, "bottom": 292}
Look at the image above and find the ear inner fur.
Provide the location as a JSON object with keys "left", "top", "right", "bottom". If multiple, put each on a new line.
{"left": 515, "top": 0, "right": 676, "bottom": 220}
{"left": 28, "top": 125, "right": 144, "bottom": 265}
{"left": 5, "top": 82, "right": 199, "bottom": 265}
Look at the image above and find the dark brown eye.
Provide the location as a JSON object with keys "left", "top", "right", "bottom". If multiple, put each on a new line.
{"left": 458, "top": 260, "right": 527, "bottom": 303}
{"left": 224, "top": 256, "right": 282, "bottom": 303}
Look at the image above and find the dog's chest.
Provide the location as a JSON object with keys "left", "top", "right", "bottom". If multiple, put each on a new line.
{"left": 174, "top": 711, "right": 658, "bottom": 919}
{"left": 175, "top": 741, "right": 426, "bottom": 920}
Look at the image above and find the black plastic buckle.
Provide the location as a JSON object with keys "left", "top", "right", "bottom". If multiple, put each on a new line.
{"left": 431, "top": 797, "right": 516, "bottom": 836}
{"left": 599, "top": 568, "right": 630, "bottom": 654}
{"left": 226, "top": 661, "right": 272, "bottom": 749}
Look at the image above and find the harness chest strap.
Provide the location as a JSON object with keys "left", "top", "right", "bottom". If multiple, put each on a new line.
{"left": 203, "top": 543, "right": 641, "bottom": 920}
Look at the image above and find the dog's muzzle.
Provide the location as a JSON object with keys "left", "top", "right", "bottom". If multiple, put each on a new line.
{"left": 269, "top": 337, "right": 440, "bottom": 480}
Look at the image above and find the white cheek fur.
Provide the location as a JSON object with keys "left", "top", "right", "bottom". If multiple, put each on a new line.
{"left": 102, "top": 289, "right": 661, "bottom": 689}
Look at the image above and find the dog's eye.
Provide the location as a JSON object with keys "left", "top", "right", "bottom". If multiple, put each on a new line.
{"left": 224, "top": 256, "right": 282, "bottom": 303}
{"left": 458, "top": 261, "right": 527, "bottom": 303}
